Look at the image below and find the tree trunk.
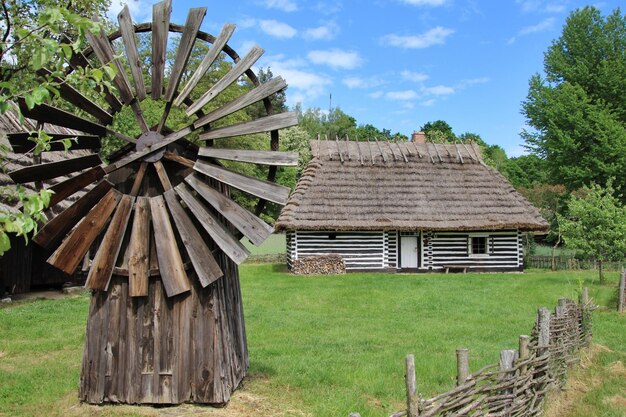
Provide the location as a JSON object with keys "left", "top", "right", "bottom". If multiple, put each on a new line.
{"left": 551, "top": 235, "right": 561, "bottom": 272}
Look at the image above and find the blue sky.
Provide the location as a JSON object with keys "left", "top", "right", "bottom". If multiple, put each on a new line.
{"left": 109, "top": 0, "right": 623, "bottom": 156}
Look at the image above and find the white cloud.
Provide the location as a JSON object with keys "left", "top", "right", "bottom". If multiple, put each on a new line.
{"left": 238, "top": 40, "right": 257, "bottom": 55}
{"left": 420, "top": 99, "right": 437, "bottom": 107}
{"left": 263, "top": 55, "right": 332, "bottom": 105}
{"left": 401, "top": 0, "right": 448, "bottom": 5}
{"left": 457, "top": 77, "right": 490, "bottom": 88}
{"left": 401, "top": 70, "right": 429, "bottom": 83}
{"left": 304, "top": 22, "right": 339, "bottom": 41}
{"left": 369, "top": 91, "right": 384, "bottom": 99}
{"left": 239, "top": 18, "right": 258, "bottom": 29}
{"left": 515, "top": 1, "right": 566, "bottom": 13}
{"left": 508, "top": 17, "right": 555, "bottom": 44}
{"left": 307, "top": 49, "right": 363, "bottom": 70}
{"left": 258, "top": 0, "right": 298, "bottom": 12}
{"left": 107, "top": 0, "right": 155, "bottom": 22}
{"left": 386, "top": 90, "right": 418, "bottom": 100}
{"left": 313, "top": 2, "right": 343, "bottom": 15}
{"left": 342, "top": 76, "right": 385, "bottom": 89}
{"left": 381, "top": 27, "right": 455, "bottom": 49}
{"left": 423, "top": 85, "right": 455, "bottom": 95}
{"left": 259, "top": 20, "right": 298, "bottom": 39}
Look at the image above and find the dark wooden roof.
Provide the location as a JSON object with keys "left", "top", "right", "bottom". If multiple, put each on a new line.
{"left": 275, "top": 139, "right": 549, "bottom": 232}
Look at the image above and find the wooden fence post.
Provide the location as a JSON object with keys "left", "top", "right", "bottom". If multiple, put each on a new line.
{"left": 581, "top": 287, "right": 589, "bottom": 307}
{"left": 618, "top": 268, "right": 625, "bottom": 313}
{"left": 556, "top": 298, "right": 567, "bottom": 318}
{"left": 537, "top": 307, "right": 551, "bottom": 356}
{"left": 499, "top": 349, "right": 517, "bottom": 377}
{"left": 405, "top": 354, "right": 419, "bottom": 417}
{"left": 456, "top": 348, "right": 469, "bottom": 386}
{"left": 518, "top": 335, "right": 530, "bottom": 374}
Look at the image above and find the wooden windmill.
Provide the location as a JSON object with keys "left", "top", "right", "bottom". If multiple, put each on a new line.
{"left": 7, "top": 1, "right": 297, "bottom": 405}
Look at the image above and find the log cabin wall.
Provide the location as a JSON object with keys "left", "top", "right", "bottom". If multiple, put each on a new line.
{"left": 287, "top": 229, "right": 523, "bottom": 272}
{"left": 286, "top": 231, "right": 397, "bottom": 271}
{"left": 425, "top": 229, "right": 523, "bottom": 271}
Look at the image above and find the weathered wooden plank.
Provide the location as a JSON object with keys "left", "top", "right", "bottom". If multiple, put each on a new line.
{"left": 104, "top": 126, "right": 193, "bottom": 175}
{"left": 164, "top": 190, "right": 223, "bottom": 287}
{"left": 48, "top": 189, "right": 121, "bottom": 275}
{"left": 48, "top": 166, "right": 106, "bottom": 208}
{"left": 149, "top": 195, "right": 190, "bottom": 297}
{"left": 194, "top": 159, "right": 291, "bottom": 205}
{"left": 185, "top": 46, "right": 265, "bottom": 116}
{"left": 37, "top": 68, "right": 113, "bottom": 125}
{"left": 118, "top": 5, "right": 146, "bottom": 100}
{"left": 163, "top": 151, "right": 195, "bottom": 168}
{"left": 85, "top": 195, "right": 134, "bottom": 291}
{"left": 151, "top": 0, "right": 172, "bottom": 100}
{"left": 128, "top": 197, "right": 151, "bottom": 297}
{"left": 164, "top": 8, "right": 206, "bottom": 102}
{"left": 174, "top": 23, "right": 236, "bottom": 107}
{"left": 153, "top": 160, "right": 173, "bottom": 191}
{"left": 198, "top": 147, "right": 298, "bottom": 166}
{"left": 194, "top": 76, "right": 287, "bottom": 128}
{"left": 86, "top": 22, "right": 134, "bottom": 104}
{"left": 198, "top": 111, "right": 298, "bottom": 141}
{"left": 33, "top": 180, "right": 112, "bottom": 250}
{"left": 140, "top": 278, "right": 155, "bottom": 402}
{"left": 129, "top": 162, "right": 148, "bottom": 196}
{"left": 18, "top": 98, "right": 107, "bottom": 135}
{"left": 116, "top": 280, "right": 129, "bottom": 402}
{"left": 186, "top": 174, "right": 272, "bottom": 246}
{"left": 7, "top": 133, "right": 101, "bottom": 153}
{"left": 175, "top": 183, "right": 249, "bottom": 265}
{"left": 9, "top": 154, "right": 102, "bottom": 184}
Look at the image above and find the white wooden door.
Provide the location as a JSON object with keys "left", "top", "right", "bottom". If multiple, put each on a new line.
{"left": 400, "top": 236, "right": 418, "bottom": 268}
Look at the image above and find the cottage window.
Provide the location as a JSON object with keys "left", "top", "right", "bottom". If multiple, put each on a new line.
{"left": 469, "top": 236, "right": 488, "bottom": 256}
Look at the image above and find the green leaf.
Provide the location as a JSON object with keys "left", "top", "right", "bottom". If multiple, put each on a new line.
{"left": 0, "top": 232, "right": 10, "bottom": 256}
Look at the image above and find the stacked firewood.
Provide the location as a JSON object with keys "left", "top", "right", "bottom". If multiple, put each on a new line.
{"left": 292, "top": 255, "right": 346, "bottom": 275}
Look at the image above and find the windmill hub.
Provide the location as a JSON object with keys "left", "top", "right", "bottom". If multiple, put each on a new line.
{"left": 136, "top": 131, "right": 166, "bottom": 162}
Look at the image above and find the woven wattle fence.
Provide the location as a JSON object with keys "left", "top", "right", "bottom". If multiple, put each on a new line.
{"left": 350, "top": 289, "right": 594, "bottom": 417}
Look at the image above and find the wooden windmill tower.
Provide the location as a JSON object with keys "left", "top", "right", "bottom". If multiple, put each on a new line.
{"left": 7, "top": 1, "right": 297, "bottom": 405}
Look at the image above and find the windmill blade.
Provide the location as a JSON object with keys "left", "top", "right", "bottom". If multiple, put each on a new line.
{"left": 174, "top": 23, "right": 236, "bottom": 107}
{"left": 151, "top": 0, "right": 172, "bottom": 100}
{"left": 9, "top": 154, "right": 102, "bottom": 184}
{"left": 85, "top": 195, "right": 134, "bottom": 291}
{"left": 7, "top": 133, "right": 101, "bottom": 153}
{"left": 175, "top": 183, "right": 250, "bottom": 265}
{"left": 118, "top": 5, "right": 147, "bottom": 100}
{"left": 47, "top": 166, "right": 106, "bottom": 209}
{"left": 48, "top": 189, "right": 121, "bottom": 275}
{"left": 198, "top": 111, "right": 298, "bottom": 141}
{"left": 18, "top": 98, "right": 107, "bottom": 136}
{"left": 194, "top": 76, "right": 288, "bottom": 128}
{"left": 153, "top": 160, "right": 173, "bottom": 191}
{"left": 86, "top": 21, "right": 134, "bottom": 104}
{"left": 164, "top": 190, "right": 223, "bottom": 287}
{"left": 185, "top": 174, "right": 273, "bottom": 246}
{"left": 129, "top": 162, "right": 148, "bottom": 196}
{"left": 34, "top": 180, "right": 112, "bottom": 250}
{"left": 64, "top": 35, "right": 124, "bottom": 113}
{"left": 198, "top": 147, "right": 298, "bottom": 166}
{"left": 164, "top": 7, "right": 206, "bottom": 103}
{"left": 185, "top": 46, "right": 265, "bottom": 116}
{"left": 128, "top": 197, "right": 150, "bottom": 297}
{"left": 194, "top": 159, "right": 291, "bottom": 205}
{"left": 149, "top": 195, "right": 191, "bottom": 297}
{"left": 37, "top": 69, "right": 113, "bottom": 125}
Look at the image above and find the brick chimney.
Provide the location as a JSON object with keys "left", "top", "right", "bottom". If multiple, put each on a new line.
{"left": 411, "top": 131, "right": 426, "bottom": 143}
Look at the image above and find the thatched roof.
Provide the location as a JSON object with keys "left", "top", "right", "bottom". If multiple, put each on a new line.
{"left": 0, "top": 106, "right": 92, "bottom": 214}
{"left": 275, "top": 139, "right": 548, "bottom": 232}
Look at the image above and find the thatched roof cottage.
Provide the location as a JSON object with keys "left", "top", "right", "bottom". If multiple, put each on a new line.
{"left": 275, "top": 139, "right": 548, "bottom": 272}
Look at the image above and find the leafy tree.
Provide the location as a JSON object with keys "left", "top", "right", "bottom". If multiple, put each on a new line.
{"left": 522, "top": 6, "right": 626, "bottom": 196}
{"left": 558, "top": 180, "right": 626, "bottom": 282}
{"left": 0, "top": 1, "right": 111, "bottom": 255}
{"left": 421, "top": 120, "right": 455, "bottom": 142}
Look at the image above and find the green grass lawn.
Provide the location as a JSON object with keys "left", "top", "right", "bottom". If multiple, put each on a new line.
{"left": 0, "top": 267, "right": 624, "bottom": 417}
{"left": 242, "top": 233, "right": 286, "bottom": 255}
